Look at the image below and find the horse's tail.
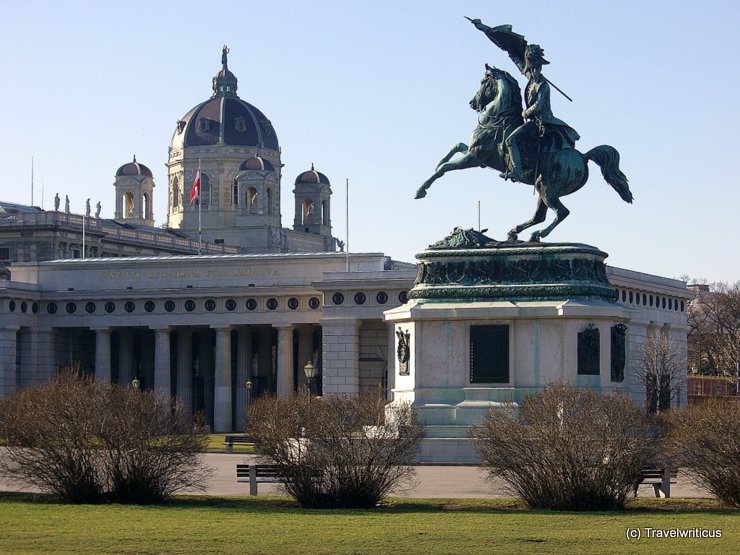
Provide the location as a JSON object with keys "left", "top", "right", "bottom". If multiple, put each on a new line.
{"left": 585, "top": 145, "right": 633, "bottom": 203}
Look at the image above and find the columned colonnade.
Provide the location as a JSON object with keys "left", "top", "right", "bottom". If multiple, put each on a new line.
{"left": 76, "top": 323, "right": 321, "bottom": 432}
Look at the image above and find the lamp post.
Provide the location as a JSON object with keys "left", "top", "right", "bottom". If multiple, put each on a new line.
{"left": 244, "top": 379, "right": 252, "bottom": 432}
{"left": 131, "top": 376, "right": 141, "bottom": 390}
{"left": 303, "top": 361, "right": 316, "bottom": 396}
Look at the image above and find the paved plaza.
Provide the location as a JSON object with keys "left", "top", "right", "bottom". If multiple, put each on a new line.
{"left": 196, "top": 454, "right": 713, "bottom": 498}
{"left": 0, "top": 450, "right": 712, "bottom": 499}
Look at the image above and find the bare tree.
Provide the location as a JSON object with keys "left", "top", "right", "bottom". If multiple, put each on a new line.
{"left": 688, "top": 281, "right": 740, "bottom": 384}
{"left": 634, "top": 335, "right": 686, "bottom": 414}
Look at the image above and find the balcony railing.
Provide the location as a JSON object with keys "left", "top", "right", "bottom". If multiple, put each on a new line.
{"left": 0, "top": 211, "right": 240, "bottom": 254}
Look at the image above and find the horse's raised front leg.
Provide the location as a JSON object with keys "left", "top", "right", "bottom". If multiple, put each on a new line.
{"left": 507, "top": 197, "right": 547, "bottom": 241}
{"left": 436, "top": 142, "right": 469, "bottom": 169}
{"left": 415, "top": 143, "right": 471, "bottom": 199}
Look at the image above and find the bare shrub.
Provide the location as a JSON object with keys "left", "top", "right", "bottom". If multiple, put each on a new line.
{"left": 666, "top": 400, "right": 740, "bottom": 507}
{"left": 98, "top": 386, "right": 210, "bottom": 504}
{"left": 0, "top": 371, "right": 106, "bottom": 503}
{"left": 247, "top": 393, "right": 424, "bottom": 508}
{"left": 0, "top": 371, "right": 210, "bottom": 504}
{"left": 471, "top": 385, "right": 660, "bottom": 510}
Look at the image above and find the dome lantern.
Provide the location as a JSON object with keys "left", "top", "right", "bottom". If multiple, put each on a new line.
{"left": 212, "top": 45, "right": 238, "bottom": 98}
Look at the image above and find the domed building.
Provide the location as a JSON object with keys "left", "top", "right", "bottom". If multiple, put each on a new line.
{"left": 293, "top": 164, "right": 332, "bottom": 237}
{"left": 114, "top": 156, "right": 155, "bottom": 227}
{"left": 166, "top": 47, "right": 336, "bottom": 253}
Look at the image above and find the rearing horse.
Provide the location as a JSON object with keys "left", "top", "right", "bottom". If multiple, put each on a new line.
{"left": 415, "top": 65, "right": 632, "bottom": 241}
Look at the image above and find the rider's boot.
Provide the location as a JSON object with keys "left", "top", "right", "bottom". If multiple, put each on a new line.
{"left": 499, "top": 142, "right": 524, "bottom": 182}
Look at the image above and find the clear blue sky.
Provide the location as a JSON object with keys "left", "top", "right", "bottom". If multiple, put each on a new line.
{"left": 1, "top": 1, "right": 738, "bottom": 282}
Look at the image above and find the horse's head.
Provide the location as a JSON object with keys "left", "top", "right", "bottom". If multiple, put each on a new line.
{"left": 469, "top": 64, "right": 500, "bottom": 112}
{"left": 469, "top": 64, "right": 522, "bottom": 116}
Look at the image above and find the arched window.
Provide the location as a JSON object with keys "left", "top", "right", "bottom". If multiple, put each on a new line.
{"left": 303, "top": 198, "right": 314, "bottom": 224}
{"left": 199, "top": 174, "right": 210, "bottom": 208}
{"left": 232, "top": 180, "right": 239, "bottom": 206}
{"left": 322, "top": 200, "right": 328, "bottom": 225}
{"left": 172, "top": 177, "right": 180, "bottom": 209}
{"left": 142, "top": 193, "right": 150, "bottom": 220}
{"left": 266, "top": 188, "right": 273, "bottom": 215}
{"left": 247, "top": 187, "right": 258, "bottom": 213}
{"left": 123, "top": 192, "right": 134, "bottom": 218}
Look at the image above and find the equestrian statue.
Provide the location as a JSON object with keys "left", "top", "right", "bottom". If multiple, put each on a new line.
{"left": 415, "top": 19, "right": 632, "bottom": 242}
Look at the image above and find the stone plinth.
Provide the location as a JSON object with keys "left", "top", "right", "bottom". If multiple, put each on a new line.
{"left": 410, "top": 228, "right": 616, "bottom": 303}
{"left": 385, "top": 229, "right": 633, "bottom": 464}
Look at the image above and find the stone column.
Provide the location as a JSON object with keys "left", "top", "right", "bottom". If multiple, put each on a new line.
{"left": 321, "top": 319, "right": 360, "bottom": 395}
{"left": 274, "top": 325, "right": 294, "bottom": 398}
{"left": 201, "top": 331, "right": 215, "bottom": 426}
{"left": 34, "top": 327, "right": 57, "bottom": 384}
{"left": 213, "top": 326, "right": 232, "bottom": 432}
{"left": 154, "top": 328, "right": 172, "bottom": 396}
{"left": 94, "top": 328, "right": 112, "bottom": 383}
{"left": 235, "top": 327, "right": 252, "bottom": 431}
{"left": 118, "top": 330, "right": 134, "bottom": 385}
{"left": 0, "top": 326, "right": 19, "bottom": 396}
{"left": 176, "top": 329, "right": 192, "bottom": 411}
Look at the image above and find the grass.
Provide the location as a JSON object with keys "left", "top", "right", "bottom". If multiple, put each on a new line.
{"left": 204, "top": 434, "right": 254, "bottom": 454}
{"left": 0, "top": 494, "right": 736, "bottom": 554}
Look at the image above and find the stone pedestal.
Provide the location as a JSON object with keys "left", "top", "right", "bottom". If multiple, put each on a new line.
{"left": 384, "top": 229, "right": 633, "bottom": 464}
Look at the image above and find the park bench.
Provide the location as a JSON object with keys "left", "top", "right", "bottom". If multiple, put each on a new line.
{"left": 223, "top": 435, "right": 252, "bottom": 453}
{"left": 236, "top": 463, "right": 321, "bottom": 495}
{"left": 635, "top": 468, "right": 678, "bottom": 498}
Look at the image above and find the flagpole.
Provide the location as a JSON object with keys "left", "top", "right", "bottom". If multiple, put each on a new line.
{"left": 198, "top": 159, "right": 202, "bottom": 255}
{"left": 31, "top": 157, "right": 34, "bottom": 207}
{"left": 345, "top": 178, "right": 349, "bottom": 272}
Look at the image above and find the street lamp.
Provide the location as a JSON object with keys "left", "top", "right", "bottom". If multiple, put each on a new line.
{"left": 131, "top": 376, "right": 141, "bottom": 389}
{"left": 303, "top": 361, "right": 317, "bottom": 396}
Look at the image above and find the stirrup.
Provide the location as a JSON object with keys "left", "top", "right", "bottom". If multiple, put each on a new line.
{"left": 500, "top": 170, "right": 523, "bottom": 182}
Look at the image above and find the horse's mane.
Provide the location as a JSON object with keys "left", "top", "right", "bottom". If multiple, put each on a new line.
{"left": 490, "top": 69, "right": 522, "bottom": 113}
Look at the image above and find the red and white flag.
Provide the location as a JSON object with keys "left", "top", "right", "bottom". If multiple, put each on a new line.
{"left": 189, "top": 168, "right": 201, "bottom": 204}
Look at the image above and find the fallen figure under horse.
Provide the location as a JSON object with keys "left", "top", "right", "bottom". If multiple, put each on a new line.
{"left": 414, "top": 65, "right": 632, "bottom": 242}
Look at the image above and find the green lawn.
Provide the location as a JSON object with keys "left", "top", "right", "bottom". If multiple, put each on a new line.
{"left": 204, "top": 434, "right": 254, "bottom": 454}
{"left": 0, "top": 494, "right": 736, "bottom": 554}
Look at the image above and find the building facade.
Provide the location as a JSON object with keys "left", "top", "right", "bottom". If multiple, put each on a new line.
{"left": 0, "top": 48, "right": 693, "bottom": 432}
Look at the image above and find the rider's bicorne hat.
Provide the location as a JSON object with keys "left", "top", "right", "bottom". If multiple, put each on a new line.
{"left": 524, "top": 44, "right": 550, "bottom": 68}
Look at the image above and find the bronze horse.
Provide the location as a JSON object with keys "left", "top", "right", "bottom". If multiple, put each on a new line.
{"left": 415, "top": 65, "right": 632, "bottom": 241}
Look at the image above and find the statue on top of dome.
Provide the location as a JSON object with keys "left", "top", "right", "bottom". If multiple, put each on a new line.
{"left": 222, "top": 45, "right": 230, "bottom": 67}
